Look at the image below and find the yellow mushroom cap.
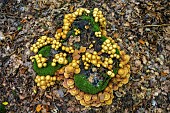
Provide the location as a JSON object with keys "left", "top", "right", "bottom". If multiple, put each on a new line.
{"left": 105, "top": 98, "right": 112, "bottom": 105}
{"left": 52, "top": 76, "right": 57, "bottom": 81}
{"left": 38, "top": 63, "right": 42, "bottom": 68}
{"left": 122, "top": 78, "right": 129, "bottom": 84}
{"left": 65, "top": 66, "right": 74, "bottom": 73}
{"left": 67, "top": 79, "right": 74, "bottom": 86}
{"left": 40, "top": 76, "right": 45, "bottom": 80}
{"left": 74, "top": 68, "right": 81, "bottom": 74}
{"left": 118, "top": 69, "right": 124, "bottom": 75}
{"left": 40, "top": 86, "right": 47, "bottom": 90}
{"left": 50, "top": 82, "right": 55, "bottom": 86}
{"left": 84, "top": 94, "right": 92, "bottom": 102}
{"left": 104, "top": 92, "right": 111, "bottom": 101}
{"left": 104, "top": 87, "right": 110, "bottom": 92}
{"left": 75, "top": 95, "right": 83, "bottom": 100}
{"left": 45, "top": 75, "right": 51, "bottom": 81}
{"left": 64, "top": 73, "right": 70, "bottom": 78}
{"left": 58, "top": 57, "right": 64, "bottom": 64}
{"left": 124, "top": 55, "right": 130, "bottom": 61}
{"left": 80, "top": 99, "right": 87, "bottom": 106}
{"left": 40, "top": 80, "right": 46, "bottom": 86}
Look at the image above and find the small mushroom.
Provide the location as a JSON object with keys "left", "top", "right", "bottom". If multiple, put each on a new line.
{"left": 65, "top": 66, "right": 74, "bottom": 73}
{"left": 74, "top": 68, "right": 81, "bottom": 74}
{"left": 69, "top": 88, "right": 79, "bottom": 96}
{"left": 67, "top": 79, "right": 74, "bottom": 86}
{"left": 105, "top": 98, "right": 112, "bottom": 105}
{"left": 84, "top": 94, "right": 92, "bottom": 102}
{"left": 118, "top": 69, "right": 124, "bottom": 75}
{"left": 103, "top": 92, "right": 111, "bottom": 101}
{"left": 75, "top": 95, "right": 83, "bottom": 100}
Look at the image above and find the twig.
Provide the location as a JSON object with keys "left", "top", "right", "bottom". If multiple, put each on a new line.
{"left": 140, "top": 24, "right": 170, "bottom": 28}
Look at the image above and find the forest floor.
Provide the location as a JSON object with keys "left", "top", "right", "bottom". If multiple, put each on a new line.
{"left": 0, "top": 0, "right": 169, "bottom": 113}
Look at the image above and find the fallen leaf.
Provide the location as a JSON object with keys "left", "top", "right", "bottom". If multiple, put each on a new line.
{"left": 2, "top": 102, "right": 8, "bottom": 106}
{"left": 20, "top": 19, "right": 27, "bottom": 23}
{"left": 73, "top": 54, "right": 81, "bottom": 60}
{"left": 36, "top": 104, "right": 42, "bottom": 112}
{"left": 139, "top": 39, "right": 145, "bottom": 45}
{"left": 161, "top": 72, "right": 168, "bottom": 76}
{"left": 113, "top": 32, "right": 119, "bottom": 38}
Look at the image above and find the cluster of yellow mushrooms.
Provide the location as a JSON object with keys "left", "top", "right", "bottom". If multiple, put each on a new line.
{"left": 30, "top": 36, "right": 54, "bottom": 53}
{"left": 52, "top": 53, "right": 68, "bottom": 66}
{"left": 35, "top": 75, "right": 57, "bottom": 89}
{"left": 30, "top": 8, "right": 130, "bottom": 107}
{"left": 30, "top": 54, "right": 47, "bottom": 68}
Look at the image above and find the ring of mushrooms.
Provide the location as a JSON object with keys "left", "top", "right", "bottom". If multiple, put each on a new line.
{"left": 30, "top": 8, "right": 130, "bottom": 107}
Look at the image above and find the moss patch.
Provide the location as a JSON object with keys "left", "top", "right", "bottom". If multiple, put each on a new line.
{"left": 0, "top": 104, "right": 6, "bottom": 113}
{"left": 74, "top": 74, "right": 110, "bottom": 94}
{"left": 33, "top": 45, "right": 62, "bottom": 76}
{"left": 81, "top": 15, "right": 100, "bottom": 32}
{"left": 33, "top": 60, "right": 62, "bottom": 76}
{"left": 38, "top": 45, "right": 51, "bottom": 57}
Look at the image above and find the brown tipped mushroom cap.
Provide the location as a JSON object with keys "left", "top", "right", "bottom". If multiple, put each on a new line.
{"left": 63, "top": 79, "right": 69, "bottom": 88}
{"left": 113, "top": 85, "right": 119, "bottom": 91}
{"left": 121, "top": 77, "right": 129, "bottom": 84}
{"left": 58, "top": 68, "right": 65, "bottom": 74}
{"left": 67, "top": 79, "right": 74, "bottom": 86}
{"left": 92, "top": 95, "right": 98, "bottom": 101}
{"left": 65, "top": 66, "right": 74, "bottom": 73}
{"left": 69, "top": 88, "right": 79, "bottom": 96}
{"left": 84, "top": 94, "right": 92, "bottom": 102}
{"left": 104, "top": 86, "right": 110, "bottom": 92}
{"left": 75, "top": 95, "right": 83, "bottom": 100}
{"left": 103, "top": 92, "right": 111, "bottom": 101}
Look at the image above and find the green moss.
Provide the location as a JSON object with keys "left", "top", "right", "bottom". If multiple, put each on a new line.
{"left": 74, "top": 74, "right": 110, "bottom": 94}
{"left": 33, "top": 45, "right": 62, "bottom": 76}
{"left": 33, "top": 60, "right": 62, "bottom": 76}
{"left": 0, "top": 104, "right": 6, "bottom": 113}
{"left": 38, "top": 45, "right": 51, "bottom": 57}
{"left": 115, "top": 48, "right": 120, "bottom": 55}
{"left": 81, "top": 15, "right": 100, "bottom": 32}
{"left": 101, "top": 35, "right": 107, "bottom": 42}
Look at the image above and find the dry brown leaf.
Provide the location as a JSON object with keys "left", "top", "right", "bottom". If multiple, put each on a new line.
{"left": 36, "top": 104, "right": 42, "bottom": 112}
{"left": 139, "top": 39, "right": 145, "bottom": 45}
{"left": 161, "top": 72, "right": 168, "bottom": 76}
{"left": 113, "top": 32, "right": 119, "bottom": 38}
{"left": 73, "top": 54, "right": 81, "bottom": 60}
